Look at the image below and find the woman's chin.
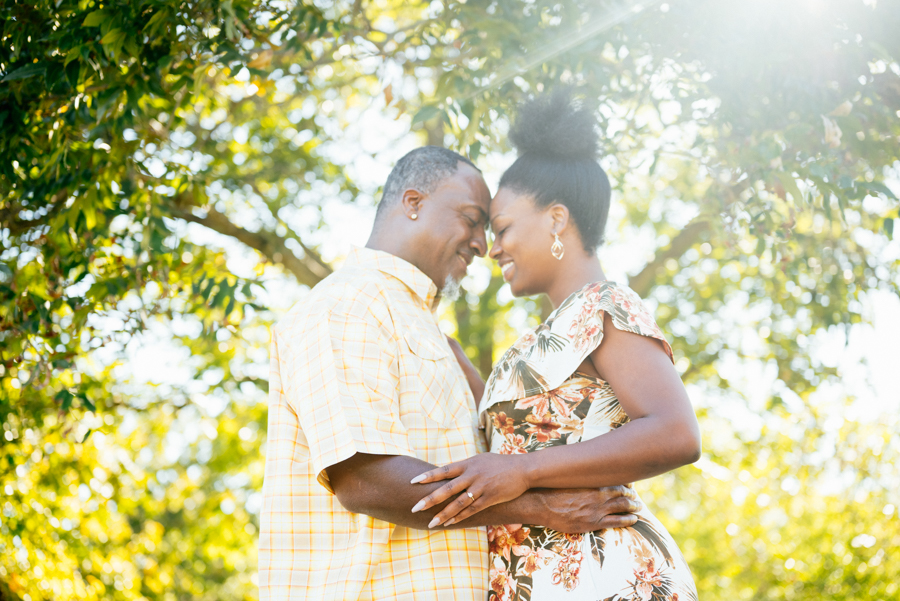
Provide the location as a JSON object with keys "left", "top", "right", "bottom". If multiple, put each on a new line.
{"left": 507, "top": 280, "right": 532, "bottom": 298}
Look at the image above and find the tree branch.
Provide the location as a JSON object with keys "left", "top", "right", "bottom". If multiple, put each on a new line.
{"left": 628, "top": 219, "right": 709, "bottom": 297}
{"left": 172, "top": 206, "right": 332, "bottom": 287}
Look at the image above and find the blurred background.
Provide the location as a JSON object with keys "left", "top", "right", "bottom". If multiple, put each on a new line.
{"left": 1, "top": 0, "right": 899, "bottom": 599}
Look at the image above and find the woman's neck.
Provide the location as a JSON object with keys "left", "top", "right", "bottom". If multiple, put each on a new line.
{"left": 546, "top": 253, "right": 606, "bottom": 308}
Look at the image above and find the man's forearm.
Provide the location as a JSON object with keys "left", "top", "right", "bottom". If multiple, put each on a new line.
{"left": 327, "top": 453, "right": 524, "bottom": 529}
{"left": 445, "top": 489, "right": 543, "bottom": 529}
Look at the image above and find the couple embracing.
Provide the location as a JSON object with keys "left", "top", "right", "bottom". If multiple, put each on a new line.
{"left": 259, "top": 92, "right": 702, "bottom": 601}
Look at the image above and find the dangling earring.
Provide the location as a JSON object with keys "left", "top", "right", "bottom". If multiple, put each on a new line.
{"left": 551, "top": 233, "right": 565, "bottom": 260}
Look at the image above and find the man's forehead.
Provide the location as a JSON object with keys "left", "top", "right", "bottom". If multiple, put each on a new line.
{"left": 438, "top": 172, "right": 489, "bottom": 208}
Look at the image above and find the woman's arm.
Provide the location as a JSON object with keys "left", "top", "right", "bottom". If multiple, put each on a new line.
{"left": 517, "top": 311, "right": 701, "bottom": 489}
{"left": 327, "top": 452, "right": 642, "bottom": 532}
{"left": 412, "top": 312, "right": 701, "bottom": 526}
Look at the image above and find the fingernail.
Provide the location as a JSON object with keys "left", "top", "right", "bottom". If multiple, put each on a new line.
{"left": 444, "top": 518, "right": 455, "bottom": 526}
{"left": 428, "top": 517, "right": 442, "bottom": 528}
{"left": 411, "top": 500, "right": 425, "bottom": 513}
{"left": 410, "top": 474, "right": 425, "bottom": 484}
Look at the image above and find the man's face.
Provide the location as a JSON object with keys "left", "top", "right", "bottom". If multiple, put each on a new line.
{"left": 412, "top": 163, "right": 491, "bottom": 291}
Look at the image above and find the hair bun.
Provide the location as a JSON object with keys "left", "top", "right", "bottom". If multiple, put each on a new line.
{"left": 508, "top": 89, "right": 599, "bottom": 160}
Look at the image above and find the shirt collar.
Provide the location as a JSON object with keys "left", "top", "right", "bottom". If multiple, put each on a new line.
{"left": 344, "top": 246, "right": 439, "bottom": 311}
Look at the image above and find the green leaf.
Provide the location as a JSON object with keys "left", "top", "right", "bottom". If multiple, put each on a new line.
{"left": 775, "top": 172, "right": 804, "bottom": 204}
{"left": 78, "top": 394, "right": 96, "bottom": 412}
{"left": 412, "top": 105, "right": 441, "bottom": 125}
{"left": 808, "top": 163, "right": 828, "bottom": 180}
{"left": 82, "top": 9, "right": 109, "bottom": 27}
{"left": 469, "top": 141, "right": 482, "bottom": 162}
{"left": 836, "top": 193, "right": 847, "bottom": 221}
{"left": 124, "top": 36, "right": 141, "bottom": 57}
{"left": 55, "top": 390, "right": 74, "bottom": 411}
{"left": 64, "top": 46, "right": 83, "bottom": 67}
{"left": 460, "top": 100, "right": 475, "bottom": 120}
{"left": 100, "top": 28, "right": 126, "bottom": 46}
{"left": 2, "top": 62, "right": 46, "bottom": 82}
{"left": 82, "top": 203, "right": 97, "bottom": 230}
{"left": 757, "top": 139, "right": 781, "bottom": 161}
{"left": 144, "top": 9, "right": 170, "bottom": 36}
{"left": 857, "top": 181, "right": 898, "bottom": 201}
{"left": 885, "top": 218, "right": 895, "bottom": 240}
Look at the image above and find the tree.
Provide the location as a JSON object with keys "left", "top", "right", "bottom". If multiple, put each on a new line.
{"left": 1, "top": 0, "right": 898, "bottom": 599}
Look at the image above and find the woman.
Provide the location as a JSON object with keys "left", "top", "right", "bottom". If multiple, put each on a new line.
{"left": 410, "top": 91, "right": 701, "bottom": 601}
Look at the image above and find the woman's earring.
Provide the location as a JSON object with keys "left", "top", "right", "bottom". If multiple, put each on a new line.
{"left": 410, "top": 213, "right": 418, "bottom": 220}
{"left": 551, "top": 233, "right": 565, "bottom": 260}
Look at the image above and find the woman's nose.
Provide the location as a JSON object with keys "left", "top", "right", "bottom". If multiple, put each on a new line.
{"left": 488, "top": 239, "right": 502, "bottom": 260}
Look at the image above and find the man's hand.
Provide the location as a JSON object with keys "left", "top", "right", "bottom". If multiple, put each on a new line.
{"left": 532, "top": 486, "right": 641, "bottom": 533}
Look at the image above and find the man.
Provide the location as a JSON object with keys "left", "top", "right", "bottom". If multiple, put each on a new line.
{"left": 259, "top": 146, "right": 640, "bottom": 600}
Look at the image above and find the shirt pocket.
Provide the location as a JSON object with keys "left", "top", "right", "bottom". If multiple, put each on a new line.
{"left": 398, "top": 332, "right": 462, "bottom": 428}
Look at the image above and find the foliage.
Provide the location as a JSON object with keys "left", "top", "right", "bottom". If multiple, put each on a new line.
{"left": 1, "top": 0, "right": 899, "bottom": 600}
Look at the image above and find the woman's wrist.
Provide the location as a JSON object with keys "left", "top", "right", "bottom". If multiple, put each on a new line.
{"left": 512, "top": 452, "right": 539, "bottom": 489}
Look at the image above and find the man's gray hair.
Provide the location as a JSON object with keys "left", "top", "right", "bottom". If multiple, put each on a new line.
{"left": 375, "top": 146, "right": 479, "bottom": 220}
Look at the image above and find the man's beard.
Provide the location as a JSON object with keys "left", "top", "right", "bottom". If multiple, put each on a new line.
{"left": 440, "top": 274, "right": 462, "bottom": 302}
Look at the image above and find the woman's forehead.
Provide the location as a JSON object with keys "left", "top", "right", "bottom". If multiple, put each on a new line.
{"left": 490, "top": 188, "right": 534, "bottom": 219}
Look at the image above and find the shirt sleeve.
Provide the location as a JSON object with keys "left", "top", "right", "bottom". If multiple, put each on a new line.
{"left": 277, "top": 289, "right": 416, "bottom": 493}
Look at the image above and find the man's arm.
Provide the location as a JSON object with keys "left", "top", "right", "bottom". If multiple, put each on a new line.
{"left": 326, "top": 453, "right": 640, "bottom": 533}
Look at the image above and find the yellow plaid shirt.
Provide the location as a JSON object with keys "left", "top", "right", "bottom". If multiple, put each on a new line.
{"left": 259, "top": 247, "right": 488, "bottom": 600}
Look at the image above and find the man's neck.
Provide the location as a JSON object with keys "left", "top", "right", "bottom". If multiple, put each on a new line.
{"left": 365, "top": 233, "right": 442, "bottom": 311}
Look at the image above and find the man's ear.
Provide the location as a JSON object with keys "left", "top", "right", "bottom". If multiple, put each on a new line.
{"left": 548, "top": 203, "right": 570, "bottom": 235}
{"left": 400, "top": 188, "right": 425, "bottom": 219}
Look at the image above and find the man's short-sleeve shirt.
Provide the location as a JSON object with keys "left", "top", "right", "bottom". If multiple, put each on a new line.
{"left": 259, "top": 247, "right": 488, "bottom": 600}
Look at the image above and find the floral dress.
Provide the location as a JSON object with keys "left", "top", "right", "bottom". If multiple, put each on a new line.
{"left": 480, "top": 281, "right": 698, "bottom": 601}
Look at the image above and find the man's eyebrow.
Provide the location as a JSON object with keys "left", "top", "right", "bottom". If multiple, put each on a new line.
{"left": 463, "top": 204, "right": 488, "bottom": 223}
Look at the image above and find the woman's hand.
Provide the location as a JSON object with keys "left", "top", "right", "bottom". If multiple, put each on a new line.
{"left": 410, "top": 453, "right": 530, "bottom": 527}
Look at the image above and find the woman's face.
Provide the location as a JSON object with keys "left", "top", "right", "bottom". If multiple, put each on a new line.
{"left": 488, "top": 187, "right": 560, "bottom": 297}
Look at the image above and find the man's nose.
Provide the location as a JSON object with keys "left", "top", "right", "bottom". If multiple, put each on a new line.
{"left": 470, "top": 229, "right": 487, "bottom": 257}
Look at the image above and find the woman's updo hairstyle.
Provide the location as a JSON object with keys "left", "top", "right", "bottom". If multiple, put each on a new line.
{"left": 499, "top": 89, "right": 611, "bottom": 252}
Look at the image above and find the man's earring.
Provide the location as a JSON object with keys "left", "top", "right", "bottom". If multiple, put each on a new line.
{"left": 551, "top": 233, "right": 565, "bottom": 260}
{"left": 410, "top": 213, "right": 418, "bottom": 220}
